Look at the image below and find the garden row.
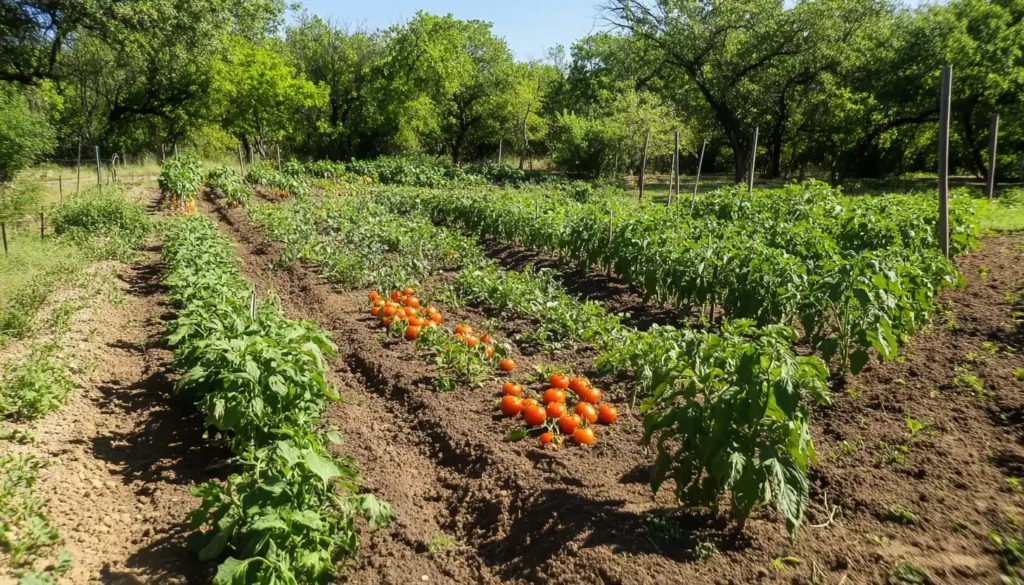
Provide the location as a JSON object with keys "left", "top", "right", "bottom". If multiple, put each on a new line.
{"left": 380, "top": 181, "right": 978, "bottom": 373}
{"left": 243, "top": 187, "right": 829, "bottom": 540}
{"left": 158, "top": 213, "right": 393, "bottom": 584}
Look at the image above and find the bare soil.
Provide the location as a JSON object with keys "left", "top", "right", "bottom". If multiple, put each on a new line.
{"left": 199, "top": 192, "right": 1024, "bottom": 585}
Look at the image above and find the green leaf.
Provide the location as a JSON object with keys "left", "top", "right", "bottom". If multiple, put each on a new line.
{"left": 503, "top": 428, "right": 527, "bottom": 442}
{"left": 212, "top": 557, "right": 253, "bottom": 585}
{"left": 850, "top": 348, "right": 870, "bottom": 374}
{"left": 304, "top": 450, "right": 341, "bottom": 485}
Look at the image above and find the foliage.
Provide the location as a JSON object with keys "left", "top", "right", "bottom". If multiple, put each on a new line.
{"left": 48, "top": 186, "right": 151, "bottom": 261}
{"left": 245, "top": 163, "right": 309, "bottom": 198}
{"left": 161, "top": 216, "right": 392, "bottom": 582}
{"left": 206, "top": 166, "right": 253, "bottom": 207}
{"left": 0, "top": 343, "right": 76, "bottom": 421}
{"left": 0, "top": 178, "right": 45, "bottom": 223}
{"left": 630, "top": 322, "right": 830, "bottom": 540}
{"left": 0, "top": 454, "right": 72, "bottom": 582}
{"left": 159, "top": 156, "right": 203, "bottom": 205}
{"left": 0, "top": 82, "right": 56, "bottom": 185}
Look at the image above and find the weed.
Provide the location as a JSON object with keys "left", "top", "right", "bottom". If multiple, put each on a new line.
{"left": 891, "top": 560, "right": 932, "bottom": 583}
{"left": 0, "top": 343, "right": 76, "bottom": 420}
{"left": 987, "top": 530, "right": 1024, "bottom": 584}
{"left": 426, "top": 533, "right": 459, "bottom": 555}
{"left": 869, "top": 534, "right": 889, "bottom": 547}
{"left": 0, "top": 454, "right": 71, "bottom": 581}
{"left": 880, "top": 503, "right": 917, "bottom": 525}
{"left": 694, "top": 541, "right": 718, "bottom": 561}
{"left": 979, "top": 265, "right": 989, "bottom": 280}
{"left": 905, "top": 415, "right": 935, "bottom": 442}
{"left": 876, "top": 441, "right": 908, "bottom": 467}
{"left": 49, "top": 300, "right": 83, "bottom": 336}
{"left": 770, "top": 556, "right": 801, "bottom": 571}
{"left": 954, "top": 365, "right": 992, "bottom": 398}
{"left": 829, "top": 440, "right": 860, "bottom": 463}
{"left": 1007, "top": 478, "right": 1023, "bottom": 494}
{"left": 1015, "top": 368, "right": 1024, "bottom": 382}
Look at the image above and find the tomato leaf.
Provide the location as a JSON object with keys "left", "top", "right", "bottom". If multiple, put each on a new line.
{"left": 503, "top": 428, "right": 528, "bottom": 442}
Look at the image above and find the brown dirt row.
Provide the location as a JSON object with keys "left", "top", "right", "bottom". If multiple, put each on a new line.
{"left": 201, "top": 190, "right": 1024, "bottom": 585}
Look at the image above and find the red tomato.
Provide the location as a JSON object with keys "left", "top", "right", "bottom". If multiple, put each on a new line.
{"left": 575, "top": 402, "right": 598, "bottom": 424}
{"left": 598, "top": 404, "right": 618, "bottom": 424}
{"left": 549, "top": 374, "right": 570, "bottom": 389}
{"left": 546, "top": 403, "right": 567, "bottom": 419}
{"left": 523, "top": 405, "right": 547, "bottom": 427}
{"left": 568, "top": 377, "right": 590, "bottom": 394}
{"left": 540, "top": 432, "right": 555, "bottom": 446}
{"left": 431, "top": 312, "right": 443, "bottom": 325}
{"left": 404, "top": 325, "right": 421, "bottom": 341}
{"left": 455, "top": 324, "right": 473, "bottom": 335}
{"left": 370, "top": 306, "right": 381, "bottom": 317}
{"left": 521, "top": 398, "right": 538, "bottom": 408}
{"left": 500, "top": 396, "right": 523, "bottom": 417}
{"left": 383, "top": 305, "right": 397, "bottom": 318}
{"left": 573, "top": 427, "right": 595, "bottom": 445}
{"left": 499, "top": 358, "right": 516, "bottom": 372}
{"left": 502, "top": 383, "right": 522, "bottom": 396}
{"left": 485, "top": 345, "right": 495, "bottom": 359}
{"left": 390, "top": 290, "right": 402, "bottom": 302}
{"left": 480, "top": 333, "right": 492, "bottom": 344}
{"left": 582, "top": 387, "right": 602, "bottom": 404}
{"left": 558, "top": 414, "right": 582, "bottom": 435}
{"left": 403, "top": 287, "right": 415, "bottom": 296}
{"left": 542, "top": 388, "right": 566, "bottom": 405}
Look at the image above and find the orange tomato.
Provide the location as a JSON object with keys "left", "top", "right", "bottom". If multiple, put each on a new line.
{"left": 581, "top": 387, "right": 602, "bottom": 404}
{"left": 575, "top": 402, "right": 598, "bottom": 424}
{"left": 480, "top": 333, "right": 493, "bottom": 344}
{"left": 430, "top": 313, "right": 443, "bottom": 325}
{"left": 546, "top": 403, "right": 567, "bottom": 419}
{"left": 370, "top": 306, "right": 381, "bottom": 317}
{"left": 502, "top": 383, "right": 522, "bottom": 396}
{"left": 409, "top": 317, "right": 426, "bottom": 327}
{"left": 369, "top": 291, "right": 380, "bottom": 301}
{"left": 383, "top": 305, "right": 397, "bottom": 318}
{"left": 542, "top": 388, "right": 566, "bottom": 405}
{"left": 485, "top": 345, "right": 494, "bottom": 359}
{"left": 598, "top": 404, "right": 618, "bottom": 424}
{"left": 396, "top": 308, "right": 408, "bottom": 320}
{"left": 558, "top": 414, "right": 582, "bottom": 435}
{"left": 568, "top": 377, "right": 590, "bottom": 394}
{"left": 455, "top": 324, "right": 473, "bottom": 335}
{"left": 373, "top": 299, "right": 384, "bottom": 307}
{"left": 499, "top": 358, "right": 516, "bottom": 372}
{"left": 380, "top": 317, "right": 392, "bottom": 327}
{"left": 500, "top": 395, "right": 523, "bottom": 417}
{"left": 390, "top": 290, "right": 401, "bottom": 302}
{"left": 573, "top": 427, "right": 595, "bottom": 445}
{"left": 464, "top": 335, "right": 480, "bottom": 348}
{"left": 540, "top": 432, "right": 555, "bottom": 446}
{"left": 403, "top": 286, "right": 415, "bottom": 296}
{"left": 407, "top": 297, "right": 421, "bottom": 309}
{"left": 522, "top": 398, "right": 538, "bottom": 408}
{"left": 405, "top": 325, "right": 422, "bottom": 341}
{"left": 523, "top": 405, "right": 547, "bottom": 427}
{"left": 549, "top": 374, "right": 570, "bottom": 390}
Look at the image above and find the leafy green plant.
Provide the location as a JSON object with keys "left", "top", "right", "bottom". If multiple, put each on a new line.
{"left": 636, "top": 322, "right": 830, "bottom": 540}
{"left": 0, "top": 343, "right": 76, "bottom": 420}
{"left": 880, "top": 503, "right": 917, "bottom": 525}
{"left": 206, "top": 166, "right": 253, "bottom": 207}
{"left": 48, "top": 186, "right": 151, "bottom": 261}
{"left": 159, "top": 155, "right": 203, "bottom": 204}
{"left": 891, "top": 560, "right": 932, "bottom": 584}
{"left": 0, "top": 454, "right": 71, "bottom": 581}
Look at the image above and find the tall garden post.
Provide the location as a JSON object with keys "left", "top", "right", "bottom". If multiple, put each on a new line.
{"left": 1, "top": 223, "right": 6, "bottom": 256}
{"left": 669, "top": 130, "right": 679, "bottom": 205}
{"left": 58, "top": 175, "right": 63, "bottom": 201}
{"left": 40, "top": 211, "right": 45, "bottom": 240}
{"left": 638, "top": 129, "right": 651, "bottom": 202}
{"left": 691, "top": 139, "right": 707, "bottom": 215}
{"left": 174, "top": 144, "right": 179, "bottom": 157}
{"left": 76, "top": 145, "right": 82, "bottom": 194}
{"left": 938, "top": 66, "right": 952, "bottom": 258}
{"left": 237, "top": 144, "right": 246, "bottom": 176}
{"left": 748, "top": 127, "right": 759, "bottom": 195}
{"left": 498, "top": 138, "right": 503, "bottom": 165}
{"left": 987, "top": 113, "right": 1000, "bottom": 199}
{"left": 277, "top": 145, "right": 282, "bottom": 171}
{"left": 95, "top": 146, "right": 102, "bottom": 185}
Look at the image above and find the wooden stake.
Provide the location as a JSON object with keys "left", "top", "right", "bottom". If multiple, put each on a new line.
{"left": 692, "top": 139, "right": 708, "bottom": 215}
{"left": 174, "top": 144, "right": 179, "bottom": 158}
{"left": 161, "top": 144, "right": 166, "bottom": 162}
{"left": 95, "top": 146, "right": 102, "bottom": 185}
{"left": 987, "top": 113, "right": 1000, "bottom": 199}
{"left": 669, "top": 130, "right": 679, "bottom": 205}
{"left": 276, "top": 145, "right": 282, "bottom": 171}
{"left": 58, "top": 175, "right": 63, "bottom": 201}
{"left": 498, "top": 138, "right": 503, "bottom": 165}
{"left": 40, "top": 211, "right": 45, "bottom": 240}
{"left": 76, "top": 145, "right": 82, "bottom": 195}
{"left": 748, "top": 127, "right": 759, "bottom": 195}
{"left": 1, "top": 223, "right": 6, "bottom": 256}
{"left": 638, "top": 129, "right": 651, "bottom": 202}
{"left": 238, "top": 143, "right": 246, "bottom": 177}
{"left": 938, "top": 66, "right": 952, "bottom": 258}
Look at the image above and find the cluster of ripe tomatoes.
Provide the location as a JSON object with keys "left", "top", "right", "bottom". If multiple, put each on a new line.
{"left": 367, "top": 288, "right": 517, "bottom": 373}
{"left": 499, "top": 374, "right": 617, "bottom": 447}
{"left": 268, "top": 188, "right": 291, "bottom": 198}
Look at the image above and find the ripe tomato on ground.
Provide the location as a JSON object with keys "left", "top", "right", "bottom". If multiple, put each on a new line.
{"left": 405, "top": 325, "right": 421, "bottom": 341}
{"left": 480, "top": 333, "right": 493, "bottom": 344}
{"left": 455, "top": 324, "right": 473, "bottom": 335}
{"left": 383, "top": 305, "right": 397, "bottom": 318}
{"left": 523, "top": 405, "right": 547, "bottom": 427}
{"left": 575, "top": 402, "right": 598, "bottom": 424}
{"left": 598, "top": 404, "right": 618, "bottom": 424}
{"left": 521, "top": 398, "right": 538, "bottom": 408}
{"left": 500, "top": 396, "right": 523, "bottom": 417}
{"left": 485, "top": 345, "right": 495, "bottom": 359}
{"left": 430, "top": 313, "right": 443, "bottom": 324}
{"left": 499, "top": 358, "right": 516, "bottom": 372}
{"left": 546, "top": 403, "right": 567, "bottom": 419}
{"left": 549, "top": 374, "right": 570, "bottom": 389}
{"left": 540, "top": 432, "right": 555, "bottom": 446}
{"left": 370, "top": 306, "right": 381, "bottom": 317}
{"left": 502, "top": 383, "right": 522, "bottom": 396}
{"left": 568, "top": 377, "right": 590, "bottom": 394}
{"left": 573, "top": 427, "right": 595, "bottom": 445}
{"left": 390, "top": 290, "right": 402, "bottom": 301}
{"left": 558, "top": 414, "right": 582, "bottom": 435}
{"left": 542, "top": 388, "right": 566, "bottom": 405}
{"left": 580, "top": 387, "right": 602, "bottom": 404}
{"left": 403, "top": 287, "right": 415, "bottom": 296}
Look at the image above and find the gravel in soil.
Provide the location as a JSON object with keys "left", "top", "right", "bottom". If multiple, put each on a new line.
{"left": 204, "top": 192, "right": 1024, "bottom": 585}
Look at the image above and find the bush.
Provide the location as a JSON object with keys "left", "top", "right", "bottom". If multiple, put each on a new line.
{"left": 0, "top": 343, "right": 76, "bottom": 421}
{"left": 0, "top": 83, "right": 56, "bottom": 184}
{"left": 205, "top": 166, "right": 252, "bottom": 206}
{"left": 0, "top": 178, "right": 45, "bottom": 222}
{"left": 49, "top": 186, "right": 151, "bottom": 261}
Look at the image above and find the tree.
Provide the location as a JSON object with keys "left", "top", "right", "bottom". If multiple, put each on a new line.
{"left": 0, "top": 81, "right": 55, "bottom": 183}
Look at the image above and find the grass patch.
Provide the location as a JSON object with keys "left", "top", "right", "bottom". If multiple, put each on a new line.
{"left": 975, "top": 188, "right": 1024, "bottom": 234}
{"left": 0, "top": 235, "right": 88, "bottom": 344}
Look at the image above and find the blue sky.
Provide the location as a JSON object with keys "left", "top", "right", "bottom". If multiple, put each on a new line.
{"left": 294, "top": 1, "right": 606, "bottom": 59}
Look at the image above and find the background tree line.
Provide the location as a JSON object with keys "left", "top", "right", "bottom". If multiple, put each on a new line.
{"left": 1, "top": 0, "right": 1021, "bottom": 185}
